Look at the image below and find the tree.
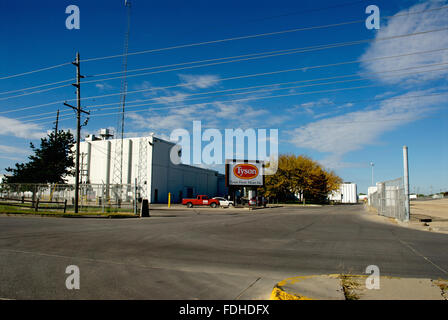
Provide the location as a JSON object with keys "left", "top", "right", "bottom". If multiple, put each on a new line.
{"left": 259, "top": 154, "right": 342, "bottom": 203}
{"left": 4, "top": 130, "right": 75, "bottom": 184}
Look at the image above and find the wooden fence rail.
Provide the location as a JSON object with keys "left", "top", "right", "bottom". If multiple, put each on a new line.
{"left": 0, "top": 197, "right": 67, "bottom": 213}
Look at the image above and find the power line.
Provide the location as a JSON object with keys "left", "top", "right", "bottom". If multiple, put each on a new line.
{"left": 2, "top": 4, "right": 446, "bottom": 83}
{"left": 5, "top": 26, "right": 443, "bottom": 101}
{"left": 67, "top": 83, "right": 448, "bottom": 121}
{"left": 49, "top": 47, "right": 448, "bottom": 104}
{"left": 15, "top": 61, "right": 448, "bottom": 122}
{"left": 0, "top": 78, "right": 75, "bottom": 96}
{"left": 80, "top": 5, "right": 448, "bottom": 63}
{"left": 31, "top": 80, "right": 448, "bottom": 125}
{"left": 174, "top": 0, "right": 366, "bottom": 41}
{"left": 0, "top": 62, "right": 71, "bottom": 81}
{"left": 32, "top": 91, "right": 448, "bottom": 127}
{"left": 85, "top": 61, "right": 448, "bottom": 108}
{"left": 13, "top": 60, "right": 448, "bottom": 122}
{"left": 85, "top": 65, "right": 448, "bottom": 114}
{"left": 2, "top": 26, "right": 447, "bottom": 103}
{"left": 80, "top": 27, "right": 448, "bottom": 85}
{"left": 0, "top": 83, "right": 72, "bottom": 101}
{"left": 247, "top": 0, "right": 366, "bottom": 23}
{"left": 3, "top": 46, "right": 448, "bottom": 115}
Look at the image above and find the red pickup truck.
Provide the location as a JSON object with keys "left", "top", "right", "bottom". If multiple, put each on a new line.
{"left": 182, "top": 195, "right": 220, "bottom": 208}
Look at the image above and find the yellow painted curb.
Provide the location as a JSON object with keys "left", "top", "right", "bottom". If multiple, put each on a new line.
{"left": 270, "top": 286, "right": 312, "bottom": 300}
{"left": 270, "top": 275, "right": 335, "bottom": 300}
{"left": 271, "top": 274, "right": 365, "bottom": 300}
{"left": 272, "top": 274, "right": 448, "bottom": 300}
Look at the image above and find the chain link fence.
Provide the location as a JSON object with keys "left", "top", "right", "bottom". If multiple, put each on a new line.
{"left": 368, "top": 177, "right": 407, "bottom": 221}
{"left": 0, "top": 183, "right": 141, "bottom": 213}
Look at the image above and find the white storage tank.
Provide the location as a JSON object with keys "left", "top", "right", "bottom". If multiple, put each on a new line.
{"left": 341, "top": 183, "right": 357, "bottom": 203}
{"left": 328, "top": 183, "right": 358, "bottom": 204}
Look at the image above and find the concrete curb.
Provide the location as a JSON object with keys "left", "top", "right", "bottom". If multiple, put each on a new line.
{"left": 362, "top": 205, "right": 448, "bottom": 235}
{"left": 271, "top": 274, "right": 448, "bottom": 300}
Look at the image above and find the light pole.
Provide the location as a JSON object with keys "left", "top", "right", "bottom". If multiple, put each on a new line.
{"left": 370, "top": 161, "right": 375, "bottom": 186}
{"left": 403, "top": 146, "right": 410, "bottom": 222}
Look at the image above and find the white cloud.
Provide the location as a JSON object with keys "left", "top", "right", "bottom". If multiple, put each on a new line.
{"left": 288, "top": 98, "right": 335, "bottom": 116}
{"left": 210, "top": 101, "right": 274, "bottom": 128}
{"left": 0, "top": 116, "right": 45, "bottom": 139}
{"left": 0, "top": 155, "right": 23, "bottom": 161}
{"left": 319, "top": 154, "right": 371, "bottom": 170}
{"left": 288, "top": 90, "right": 444, "bottom": 167}
{"left": 178, "top": 74, "right": 220, "bottom": 90}
{"left": 127, "top": 103, "right": 208, "bottom": 131}
{"left": 338, "top": 103, "right": 354, "bottom": 109}
{"left": 374, "top": 91, "right": 395, "bottom": 99}
{"left": 127, "top": 97, "right": 283, "bottom": 133}
{"left": 154, "top": 92, "right": 188, "bottom": 105}
{"left": 133, "top": 81, "right": 152, "bottom": 91}
{"left": 361, "top": 0, "right": 448, "bottom": 85}
{"left": 133, "top": 81, "right": 159, "bottom": 98}
{"left": 0, "top": 144, "right": 29, "bottom": 155}
{"left": 95, "top": 83, "right": 113, "bottom": 91}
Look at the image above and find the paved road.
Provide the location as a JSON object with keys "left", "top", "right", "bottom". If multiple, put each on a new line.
{"left": 0, "top": 205, "right": 447, "bottom": 299}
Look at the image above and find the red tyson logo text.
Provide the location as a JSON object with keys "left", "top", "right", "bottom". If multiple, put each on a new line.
{"left": 233, "top": 164, "right": 259, "bottom": 179}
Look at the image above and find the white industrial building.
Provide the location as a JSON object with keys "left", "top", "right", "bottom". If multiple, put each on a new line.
{"left": 68, "top": 130, "right": 226, "bottom": 203}
{"left": 328, "top": 182, "right": 358, "bottom": 204}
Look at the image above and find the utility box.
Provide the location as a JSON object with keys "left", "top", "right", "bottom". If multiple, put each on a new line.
{"left": 140, "top": 199, "right": 150, "bottom": 217}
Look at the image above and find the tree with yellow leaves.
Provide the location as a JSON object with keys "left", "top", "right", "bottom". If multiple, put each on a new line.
{"left": 259, "top": 154, "right": 342, "bottom": 203}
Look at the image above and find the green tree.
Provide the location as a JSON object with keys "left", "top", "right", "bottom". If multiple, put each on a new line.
{"left": 4, "top": 130, "right": 75, "bottom": 184}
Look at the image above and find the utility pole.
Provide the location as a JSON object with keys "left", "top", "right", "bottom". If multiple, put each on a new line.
{"left": 64, "top": 52, "right": 90, "bottom": 213}
{"left": 403, "top": 146, "right": 410, "bottom": 222}
{"left": 54, "top": 109, "right": 60, "bottom": 139}
{"left": 370, "top": 161, "right": 375, "bottom": 186}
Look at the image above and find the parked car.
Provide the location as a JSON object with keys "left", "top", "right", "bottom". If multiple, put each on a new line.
{"left": 181, "top": 195, "right": 220, "bottom": 208}
{"left": 213, "top": 197, "right": 234, "bottom": 207}
{"left": 249, "top": 197, "right": 256, "bottom": 206}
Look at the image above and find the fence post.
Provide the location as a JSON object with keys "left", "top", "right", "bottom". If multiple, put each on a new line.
{"left": 134, "top": 178, "right": 138, "bottom": 215}
{"left": 35, "top": 199, "right": 39, "bottom": 212}
{"left": 31, "top": 185, "right": 36, "bottom": 208}
{"left": 378, "top": 182, "right": 385, "bottom": 216}
{"left": 64, "top": 199, "right": 67, "bottom": 213}
{"left": 102, "top": 183, "right": 105, "bottom": 214}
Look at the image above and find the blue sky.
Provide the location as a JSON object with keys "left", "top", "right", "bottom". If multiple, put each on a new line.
{"left": 0, "top": 0, "right": 447, "bottom": 194}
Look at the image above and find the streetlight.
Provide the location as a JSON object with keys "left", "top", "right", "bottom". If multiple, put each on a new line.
{"left": 370, "top": 161, "right": 375, "bottom": 186}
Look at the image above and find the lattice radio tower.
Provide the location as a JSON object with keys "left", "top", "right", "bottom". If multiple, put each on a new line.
{"left": 112, "top": 0, "right": 132, "bottom": 198}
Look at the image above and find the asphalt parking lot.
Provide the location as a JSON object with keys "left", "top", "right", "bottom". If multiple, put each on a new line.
{"left": 0, "top": 205, "right": 447, "bottom": 299}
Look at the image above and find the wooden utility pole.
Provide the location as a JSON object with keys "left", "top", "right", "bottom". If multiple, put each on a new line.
{"left": 64, "top": 52, "right": 89, "bottom": 213}
{"left": 54, "top": 109, "right": 59, "bottom": 139}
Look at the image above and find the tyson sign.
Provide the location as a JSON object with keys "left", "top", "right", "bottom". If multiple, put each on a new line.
{"left": 233, "top": 164, "right": 259, "bottom": 179}
{"left": 226, "top": 160, "right": 264, "bottom": 186}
